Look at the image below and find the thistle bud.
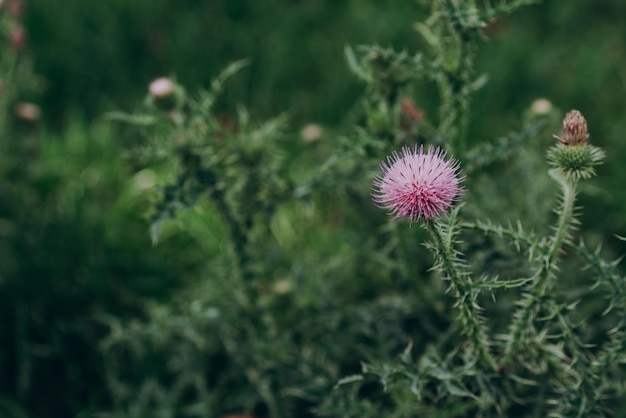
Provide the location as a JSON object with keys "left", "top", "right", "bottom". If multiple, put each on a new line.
{"left": 149, "top": 77, "right": 175, "bottom": 98}
{"left": 400, "top": 97, "right": 424, "bottom": 133}
{"left": 530, "top": 98, "right": 552, "bottom": 115}
{"left": 547, "top": 110, "right": 604, "bottom": 180}
{"left": 553, "top": 109, "right": 589, "bottom": 146}
{"left": 300, "top": 123, "right": 322, "bottom": 143}
{"left": 14, "top": 102, "right": 41, "bottom": 123}
{"left": 147, "top": 77, "right": 183, "bottom": 111}
{"left": 9, "top": 25, "right": 27, "bottom": 50}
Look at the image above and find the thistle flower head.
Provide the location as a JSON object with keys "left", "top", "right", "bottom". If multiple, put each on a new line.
{"left": 553, "top": 109, "right": 589, "bottom": 146}
{"left": 372, "top": 145, "right": 464, "bottom": 222}
{"left": 547, "top": 110, "right": 604, "bottom": 180}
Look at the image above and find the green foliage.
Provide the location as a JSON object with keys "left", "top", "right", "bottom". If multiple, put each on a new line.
{"left": 0, "top": 8, "right": 205, "bottom": 415}
{"left": 3, "top": 0, "right": 626, "bottom": 417}
{"left": 24, "top": 0, "right": 418, "bottom": 126}
{"left": 0, "top": 118, "right": 208, "bottom": 417}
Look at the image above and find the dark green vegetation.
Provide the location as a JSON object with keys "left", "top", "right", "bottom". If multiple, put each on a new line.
{"left": 2, "top": 0, "right": 626, "bottom": 417}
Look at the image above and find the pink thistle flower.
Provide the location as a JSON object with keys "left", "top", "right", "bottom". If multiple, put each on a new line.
{"left": 372, "top": 145, "right": 464, "bottom": 222}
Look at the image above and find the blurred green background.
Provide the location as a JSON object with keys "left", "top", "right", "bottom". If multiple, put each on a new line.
{"left": 2, "top": 0, "right": 626, "bottom": 417}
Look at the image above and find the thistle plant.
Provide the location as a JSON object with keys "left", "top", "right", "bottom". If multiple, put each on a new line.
{"left": 323, "top": 0, "right": 626, "bottom": 415}
{"left": 339, "top": 104, "right": 621, "bottom": 416}
{"left": 97, "top": 2, "right": 626, "bottom": 418}
{"left": 105, "top": 64, "right": 305, "bottom": 418}
{"left": 108, "top": 62, "right": 290, "bottom": 293}
{"left": 372, "top": 144, "right": 497, "bottom": 372}
{"left": 502, "top": 111, "right": 605, "bottom": 367}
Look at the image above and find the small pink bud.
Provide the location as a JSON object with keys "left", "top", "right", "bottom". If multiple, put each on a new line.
{"left": 148, "top": 77, "right": 182, "bottom": 111}
{"left": 149, "top": 77, "right": 175, "bottom": 99}
{"left": 14, "top": 102, "right": 41, "bottom": 122}
{"left": 553, "top": 109, "right": 589, "bottom": 146}
{"left": 9, "top": 25, "right": 27, "bottom": 50}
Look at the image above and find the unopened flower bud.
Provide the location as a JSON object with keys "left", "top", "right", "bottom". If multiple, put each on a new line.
{"left": 300, "top": 123, "right": 322, "bottom": 143}
{"left": 14, "top": 102, "right": 41, "bottom": 122}
{"left": 149, "top": 77, "right": 174, "bottom": 98}
{"left": 9, "top": 25, "right": 27, "bottom": 50}
{"left": 147, "top": 77, "right": 182, "bottom": 111}
{"left": 272, "top": 279, "right": 292, "bottom": 295}
{"left": 530, "top": 98, "right": 552, "bottom": 115}
{"left": 547, "top": 110, "right": 604, "bottom": 180}
{"left": 400, "top": 97, "right": 424, "bottom": 133}
{"left": 553, "top": 109, "right": 589, "bottom": 146}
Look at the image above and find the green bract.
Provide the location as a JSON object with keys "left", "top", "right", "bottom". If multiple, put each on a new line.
{"left": 547, "top": 143, "right": 605, "bottom": 180}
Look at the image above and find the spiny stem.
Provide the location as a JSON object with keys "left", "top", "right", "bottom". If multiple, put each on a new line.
{"left": 427, "top": 220, "right": 496, "bottom": 371}
{"left": 552, "top": 307, "right": 596, "bottom": 415}
{"left": 548, "top": 172, "right": 578, "bottom": 260}
{"left": 502, "top": 171, "right": 578, "bottom": 365}
{"left": 592, "top": 323, "right": 626, "bottom": 380}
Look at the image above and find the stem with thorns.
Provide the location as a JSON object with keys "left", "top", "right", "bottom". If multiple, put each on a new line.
{"left": 427, "top": 220, "right": 496, "bottom": 371}
{"left": 502, "top": 170, "right": 578, "bottom": 365}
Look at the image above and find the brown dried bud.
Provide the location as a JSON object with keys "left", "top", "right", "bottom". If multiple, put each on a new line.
{"left": 400, "top": 97, "right": 424, "bottom": 129}
{"left": 553, "top": 109, "right": 589, "bottom": 146}
{"left": 7, "top": 0, "right": 25, "bottom": 18}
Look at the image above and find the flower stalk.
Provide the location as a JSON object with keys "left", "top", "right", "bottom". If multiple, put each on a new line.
{"left": 372, "top": 144, "right": 496, "bottom": 369}
{"left": 502, "top": 110, "right": 601, "bottom": 365}
{"left": 502, "top": 170, "right": 577, "bottom": 364}
{"left": 426, "top": 219, "right": 497, "bottom": 371}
